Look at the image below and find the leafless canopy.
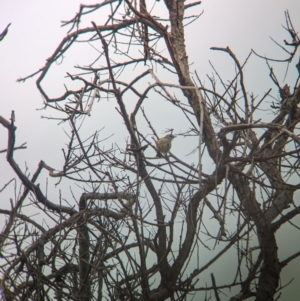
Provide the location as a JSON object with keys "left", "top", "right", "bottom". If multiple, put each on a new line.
{"left": 1, "top": 1, "right": 300, "bottom": 301}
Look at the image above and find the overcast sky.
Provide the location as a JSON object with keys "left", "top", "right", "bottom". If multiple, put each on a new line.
{"left": 1, "top": 0, "right": 300, "bottom": 300}
{"left": 1, "top": 0, "right": 300, "bottom": 168}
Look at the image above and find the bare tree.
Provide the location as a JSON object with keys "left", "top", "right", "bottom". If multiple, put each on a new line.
{"left": 1, "top": 2, "right": 300, "bottom": 301}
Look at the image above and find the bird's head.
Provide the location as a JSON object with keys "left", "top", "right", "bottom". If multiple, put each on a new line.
{"left": 164, "top": 134, "right": 176, "bottom": 141}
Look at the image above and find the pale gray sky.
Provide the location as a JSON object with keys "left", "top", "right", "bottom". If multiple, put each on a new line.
{"left": 1, "top": 1, "right": 300, "bottom": 300}
{"left": 1, "top": 0, "right": 299, "bottom": 168}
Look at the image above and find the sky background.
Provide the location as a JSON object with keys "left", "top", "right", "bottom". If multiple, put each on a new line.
{"left": 1, "top": 0, "right": 300, "bottom": 300}
{"left": 1, "top": 0, "right": 299, "bottom": 172}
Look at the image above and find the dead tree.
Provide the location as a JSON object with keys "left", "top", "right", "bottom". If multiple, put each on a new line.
{"left": 1, "top": 2, "right": 300, "bottom": 301}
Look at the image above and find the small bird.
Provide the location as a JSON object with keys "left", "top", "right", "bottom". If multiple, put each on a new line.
{"left": 156, "top": 134, "right": 175, "bottom": 157}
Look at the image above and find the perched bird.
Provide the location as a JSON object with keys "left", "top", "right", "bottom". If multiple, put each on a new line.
{"left": 156, "top": 134, "right": 175, "bottom": 157}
